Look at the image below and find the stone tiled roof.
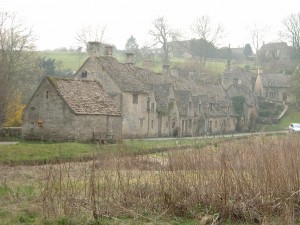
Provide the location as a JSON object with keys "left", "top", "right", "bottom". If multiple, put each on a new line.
{"left": 227, "top": 84, "right": 257, "bottom": 107}
{"left": 154, "top": 83, "right": 173, "bottom": 112}
{"left": 84, "top": 54, "right": 232, "bottom": 118}
{"left": 48, "top": 77, "right": 121, "bottom": 116}
{"left": 99, "top": 56, "right": 153, "bottom": 93}
{"left": 174, "top": 90, "right": 192, "bottom": 116}
{"left": 260, "top": 73, "right": 291, "bottom": 88}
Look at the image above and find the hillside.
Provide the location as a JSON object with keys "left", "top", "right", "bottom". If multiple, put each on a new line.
{"left": 258, "top": 105, "right": 300, "bottom": 132}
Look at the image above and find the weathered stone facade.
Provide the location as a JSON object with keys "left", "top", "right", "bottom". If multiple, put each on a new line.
{"left": 73, "top": 42, "right": 241, "bottom": 138}
{"left": 255, "top": 73, "right": 295, "bottom": 103}
{"left": 22, "top": 77, "right": 122, "bottom": 141}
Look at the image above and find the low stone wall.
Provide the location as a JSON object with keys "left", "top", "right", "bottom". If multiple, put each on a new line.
{"left": 0, "top": 127, "right": 22, "bottom": 138}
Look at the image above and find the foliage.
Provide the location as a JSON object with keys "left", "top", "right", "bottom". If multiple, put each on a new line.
{"left": 0, "top": 11, "right": 37, "bottom": 127}
{"left": 189, "top": 38, "right": 217, "bottom": 59}
{"left": 125, "top": 35, "right": 139, "bottom": 53}
{"left": 3, "top": 92, "right": 25, "bottom": 127}
{"left": 258, "top": 98, "right": 285, "bottom": 117}
{"left": 231, "top": 96, "right": 245, "bottom": 117}
{"left": 243, "top": 43, "right": 253, "bottom": 58}
{"left": 281, "top": 13, "right": 300, "bottom": 58}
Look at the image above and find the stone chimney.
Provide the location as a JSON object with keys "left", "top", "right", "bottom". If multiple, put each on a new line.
{"left": 163, "top": 64, "right": 170, "bottom": 76}
{"left": 143, "top": 59, "right": 153, "bottom": 70}
{"left": 88, "top": 41, "right": 101, "bottom": 58}
{"left": 125, "top": 52, "right": 134, "bottom": 65}
{"left": 104, "top": 45, "right": 113, "bottom": 57}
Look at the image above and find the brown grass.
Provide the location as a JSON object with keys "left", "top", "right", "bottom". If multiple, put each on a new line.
{"left": 1, "top": 134, "right": 300, "bottom": 224}
{"left": 29, "top": 134, "right": 300, "bottom": 224}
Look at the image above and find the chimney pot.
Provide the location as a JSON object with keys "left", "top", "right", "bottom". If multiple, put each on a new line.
{"left": 104, "top": 45, "right": 113, "bottom": 57}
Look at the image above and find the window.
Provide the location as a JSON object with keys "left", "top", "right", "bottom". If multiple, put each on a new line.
{"left": 81, "top": 70, "right": 87, "bottom": 78}
{"left": 46, "top": 91, "right": 48, "bottom": 99}
{"left": 215, "top": 120, "right": 218, "bottom": 128}
{"left": 166, "top": 121, "right": 169, "bottom": 128}
{"left": 172, "top": 121, "right": 176, "bottom": 128}
{"left": 37, "top": 120, "right": 43, "bottom": 127}
{"left": 189, "top": 101, "right": 192, "bottom": 109}
{"left": 151, "top": 102, "right": 155, "bottom": 112}
{"left": 151, "top": 120, "right": 154, "bottom": 128}
{"left": 210, "top": 103, "right": 213, "bottom": 110}
{"left": 198, "top": 104, "right": 201, "bottom": 112}
{"left": 133, "top": 94, "right": 138, "bottom": 104}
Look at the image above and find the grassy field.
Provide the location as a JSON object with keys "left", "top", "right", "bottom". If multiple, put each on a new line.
{"left": 2, "top": 134, "right": 300, "bottom": 224}
{"left": 0, "top": 138, "right": 216, "bottom": 166}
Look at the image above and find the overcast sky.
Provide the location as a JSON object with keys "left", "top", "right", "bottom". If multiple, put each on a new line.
{"left": 2, "top": 0, "right": 299, "bottom": 50}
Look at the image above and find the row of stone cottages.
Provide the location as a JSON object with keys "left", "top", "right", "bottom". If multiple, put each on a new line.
{"left": 22, "top": 42, "right": 259, "bottom": 141}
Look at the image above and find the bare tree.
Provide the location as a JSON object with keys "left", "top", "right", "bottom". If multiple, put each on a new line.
{"left": 75, "top": 25, "right": 107, "bottom": 51}
{"left": 0, "top": 11, "right": 37, "bottom": 126}
{"left": 280, "top": 13, "right": 300, "bottom": 58}
{"left": 149, "top": 16, "right": 180, "bottom": 64}
{"left": 189, "top": 16, "right": 224, "bottom": 72}
{"left": 249, "top": 24, "right": 269, "bottom": 68}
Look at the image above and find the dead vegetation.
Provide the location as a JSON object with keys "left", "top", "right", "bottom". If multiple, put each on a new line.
{"left": 2, "top": 134, "right": 300, "bottom": 224}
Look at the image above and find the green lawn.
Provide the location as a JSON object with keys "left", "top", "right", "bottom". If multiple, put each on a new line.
{"left": 0, "top": 138, "right": 217, "bottom": 166}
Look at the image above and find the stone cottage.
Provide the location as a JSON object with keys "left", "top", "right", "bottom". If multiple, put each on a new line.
{"left": 74, "top": 41, "right": 240, "bottom": 137}
{"left": 22, "top": 77, "right": 122, "bottom": 141}
{"left": 254, "top": 72, "right": 294, "bottom": 103}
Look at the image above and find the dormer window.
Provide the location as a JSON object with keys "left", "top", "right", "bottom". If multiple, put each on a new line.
{"left": 210, "top": 103, "right": 213, "bottom": 110}
{"left": 81, "top": 70, "right": 87, "bottom": 78}
{"left": 189, "top": 101, "right": 192, "bottom": 109}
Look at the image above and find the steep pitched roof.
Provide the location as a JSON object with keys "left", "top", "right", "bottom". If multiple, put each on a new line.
{"left": 227, "top": 84, "right": 257, "bottom": 107}
{"left": 154, "top": 83, "right": 174, "bottom": 112}
{"left": 260, "top": 73, "right": 291, "bottom": 88}
{"left": 174, "top": 90, "right": 192, "bottom": 116}
{"left": 48, "top": 77, "right": 121, "bottom": 116}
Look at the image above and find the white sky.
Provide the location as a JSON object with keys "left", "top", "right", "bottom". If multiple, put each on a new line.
{"left": 2, "top": 0, "right": 300, "bottom": 50}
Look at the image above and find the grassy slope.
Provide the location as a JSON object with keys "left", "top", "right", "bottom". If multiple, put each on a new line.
{"left": 258, "top": 106, "right": 300, "bottom": 132}
{"left": 38, "top": 51, "right": 88, "bottom": 71}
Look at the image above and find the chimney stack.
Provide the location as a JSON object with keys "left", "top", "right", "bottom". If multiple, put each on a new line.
{"left": 88, "top": 42, "right": 100, "bottom": 58}
{"left": 125, "top": 52, "right": 134, "bottom": 65}
{"left": 143, "top": 59, "right": 153, "bottom": 70}
{"left": 163, "top": 64, "right": 170, "bottom": 76}
{"left": 104, "top": 45, "right": 113, "bottom": 57}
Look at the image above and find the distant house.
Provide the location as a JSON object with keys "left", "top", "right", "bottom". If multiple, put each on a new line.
{"left": 22, "top": 77, "right": 122, "bottom": 141}
{"left": 222, "top": 68, "right": 256, "bottom": 91}
{"left": 254, "top": 72, "right": 295, "bottom": 103}
{"left": 257, "top": 42, "right": 296, "bottom": 62}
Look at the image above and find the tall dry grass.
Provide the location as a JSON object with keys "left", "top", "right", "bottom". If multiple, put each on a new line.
{"left": 39, "top": 134, "right": 300, "bottom": 224}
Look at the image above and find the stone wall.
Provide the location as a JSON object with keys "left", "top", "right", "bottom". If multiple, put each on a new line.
{"left": 0, "top": 127, "right": 22, "bottom": 138}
